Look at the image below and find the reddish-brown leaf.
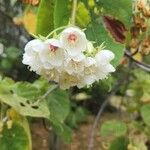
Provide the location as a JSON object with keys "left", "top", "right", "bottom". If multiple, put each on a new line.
{"left": 103, "top": 16, "right": 127, "bottom": 44}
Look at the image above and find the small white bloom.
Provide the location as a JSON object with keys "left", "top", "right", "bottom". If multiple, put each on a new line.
{"left": 82, "top": 57, "right": 97, "bottom": 86}
{"left": 64, "top": 53, "right": 85, "bottom": 74}
{"left": 95, "top": 50, "right": 115, "bottom": 79}
{"left": 22, "top": 28, "right": 116, "bottom": 90}
{"left": 24, "top": 39, "right": 45, "bottom": 55}
{"left": 39, "top": 39, "right": 64, "bottom": 69}
{"left": 22, "top": 39, "right": 44, "bottom": 73}
{"left": 95, "top": 50, "right": 115, "bottom": 65}
{"left": 60, "top": 27, "right": 87, "bottom": 57}
{"left": 0, "top": 43, "right": 4, "bottom": 55}
{"left": 42, "top": 69, "right": 60, "bottom": 82}
{"left": 59, "top": 72, "right": 82, "bottom": 89}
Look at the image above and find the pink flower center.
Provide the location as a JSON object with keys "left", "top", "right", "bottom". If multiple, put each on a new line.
{"left": 49, "top": 44, "right": 58, "bottom": 53}
{"left": 68, "top": 33, "right": 77, "bottom": 43}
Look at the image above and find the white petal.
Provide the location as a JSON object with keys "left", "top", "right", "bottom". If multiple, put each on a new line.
{"left": 95, "top": 50, "right": 115, "bottom": 64}
{"left": 69, "top": 53, "right": 85, "bottom": 61}
{"left": 49, "top": 49, "right": 64, "bottom": 66}
{"left": 24, "top": 39, "right": 44, "bottom": 55}
{"left": 22, "top": 53, "right": 31, "bottom": 65}
{"left": 84, "top": 75, "right": 96, "bottom": 85}
{"left": 104, "top": 64, "right": 116, "bottom": 73}
{"left": 60, "top": 27, "right": 87, "bottom": 57}
{"left": 85, "top": 57, "right": 96, "bottom": 67}
{"left": 45, "top": 39, "right": 61, "bottom": 48}
{"left": 39, "top": 39, "right": 64, "bottom": 67}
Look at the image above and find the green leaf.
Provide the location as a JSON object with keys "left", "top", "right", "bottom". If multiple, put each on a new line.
{"left": 96, "top": 0, "right": 132, "bottom": 28}
{"left": 140, "top": 104, "right": 150, "bottom": 126}
{"left": 47, "top": 89, "right": 70, "bottom": 123}
{"left": 54, "top": 0, "right": 70, "bottom": 28}
{"left": 109, "top": 137, "right": 129, "bottom": 150}
{"left": 0, "top": 113, "right": 31, "bottom": 150}
{"left": 0, "top": 77, "right": 71, "bottom": 141}
{"left": 100, "top": 120, "right": 127, "bottom": 137}
{"left": 0, "top": 77, "right": 49, "bottom": 119}
{"left": 33, "top": 78, "right": 49, "bottom": 91}
{"left": 86, "top": 20, "right": 124, "bottom": 66}
{"left": 0, "top": 77, "right": 70, "bottom": 122}
{"left": 66, "top": 106, "right": 89, "bottom": 129}
{"left": 76, "top": 2, "right": 91, "bottom": 27}
{"left": 0, "top": 92, "right": 50, "bottom": 119}
{"left": 12, "top": 82, "right": 41, "bottom": 100}
{"left": 36, "top": 0, "right": 54, "bottom": 36}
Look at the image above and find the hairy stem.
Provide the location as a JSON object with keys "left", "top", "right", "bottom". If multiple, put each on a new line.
{"left": 35, "top": 84, "right": 58, "bottom": 104}
{"left": 71, "top": 0, "right": 78, "bottom": 25}
{"left": 46, "top": 26, "right": 67, "bottom": 39}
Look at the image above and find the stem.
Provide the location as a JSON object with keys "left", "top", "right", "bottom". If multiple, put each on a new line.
{"left": 46, "top": 26, "right": 67, "bottom": 39}
{"left": 87, "top": 79, "right": 125, "bottom": 150}
{"left": 87, "top": 98, "right": 109, "bottom": 150}
{"left": 71, "top": 0, "right": 78, "bottom": 25}
{"left": 35, "top": 84, "right": 58, "bottom": 104}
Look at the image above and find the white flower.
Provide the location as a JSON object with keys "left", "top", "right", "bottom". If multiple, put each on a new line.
{"left": 39, "top": 39, "right": 64, "bottom": 69}
{"left": 64, "top": 53, "right": 85, "bottom": 74}
{"left": 80, "top": 57, "right": 97, "bottom": 86}
{"left": 95, "top": 50, "right": 115, "bottom": 65}
{"left": 42, "top": 69, "right": 60, "bottom": 82}
{"left": 22, "top": 39, "right": 44, "bottom": 73}
{"left": 60, "top": 27, "right": 87, "bottom": 57}
{"left": 59, "top": 72, "right": 82, "bottom": 89}
{"left": 95, "top": 50, "right": 115, "bottom": 79}
{"left": 22, "top": 26, "right": 116, "bottom": 90}
{"left": 0, "top": 43, "right": 4, "bottom": 55}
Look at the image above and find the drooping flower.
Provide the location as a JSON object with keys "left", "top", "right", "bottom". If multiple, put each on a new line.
{"left": 60, "top": 27, "right": 87, "bottom": 57}
{"left": 22, "top": 26, "right": 116, "bottom": 89}
{"left": 95, "top": 50, "right": 115, "bottom": 79}
{"left": 22, "top": 39, "right": 44, "bottom": 73}
{"left": 79, "top": 57, "right": 97, "bottom": 87}
{"left": 59, "top": 72, "right": 82, "bottom": 89}
{"left": 39, "top": 39, "right": 64, "bottom": 69}
{"left": 42, "top": 68, "right": 60, "bottom": 82}
{"left": 95, "top": 50, "right": 115, "bottom": 65}
{"left": 64, "top": 53, "right": 85, "bottom": 74}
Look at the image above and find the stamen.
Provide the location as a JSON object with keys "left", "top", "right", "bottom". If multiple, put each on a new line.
{"left": 68, "top": 33, "right": 77, "bottom": 43}
{"left": 49, "top": 44, "right": 58, "bottom": 53}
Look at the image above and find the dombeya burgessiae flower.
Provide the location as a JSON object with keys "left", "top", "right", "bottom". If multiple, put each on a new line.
{"left": 60, "top": 27, "right": 87, "bottom": 57}
{"left": 22, "top": 26, "right": 115, "bottom": 89}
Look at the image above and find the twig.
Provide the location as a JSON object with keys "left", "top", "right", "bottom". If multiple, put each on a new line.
{"left": 87, "top": 77, "right": 126, "bottom": 150}
{"left": 87, "top": 98, "right": 110, "bottom": 150}
{"left": 35, "top": 84, "right": 58, "bottom": 104}
{"left": 125, "top": 51, "right": 150, "bottom": 72}
{"left": 130, "top": 47, "right": 139, "bottom": 56}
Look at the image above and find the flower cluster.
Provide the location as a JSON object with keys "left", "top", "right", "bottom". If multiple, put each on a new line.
{"left": 22, "top": 27, "right": 115, "bottom": 89}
